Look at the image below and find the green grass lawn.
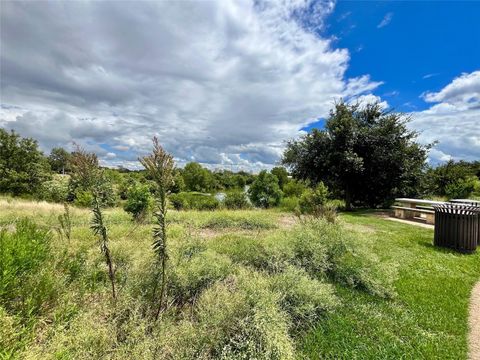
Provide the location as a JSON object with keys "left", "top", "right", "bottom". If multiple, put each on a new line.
{"left": 301, "top": 211, "right": 480, "bottom": 359}
{"left": 1, "top": 198, "right": 478, "bottom": 359}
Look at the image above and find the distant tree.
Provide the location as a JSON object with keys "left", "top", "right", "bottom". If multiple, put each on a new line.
{"left": 423, "top": 160, "right": 480, "bottom": 198}
{"left": 170, "top": 171, "right": 185, "bottom": 193}
{"left": 282, "top": 101, "right": 430, "bottom": 209}
{"left": 68, "top": 145, "right": 116, "bottom": 206}
{"left": 0, "top": 129, "right": 51, "bottom": 195}
{"left": 182, "top": 162, "right": 215, "bottom": 192}
{"left": 48, "top": 147, "right": 71, "bottom": 174}
{"left": 283, "top": 180, "right": 307, "bottom": 198}
{"left": 234, "top": 174, "right": 247, "bottom": 189}
{"left": 271, "top": 166, "right": 289, "bottom": 190}
{"left": 248, "top": 170, "right": 282, "bottom": 208}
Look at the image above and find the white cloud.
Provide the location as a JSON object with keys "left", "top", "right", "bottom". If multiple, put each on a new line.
{"left": 377, "top": 12, "right": 393, "bottom": 28}
{"left": 0, "top": 0, "right": 381, "bottom": 170}
{"left": 422, "top": 70, "right": 480, "bottom": 106}
{"left": 349, "top": 94, "right": 389, "bottom": 110}
{"left": 410, "top": 70, "right": 480, "bottom": 163}
{"left": 422, "top": 73, "right": 439, "bottom": 79}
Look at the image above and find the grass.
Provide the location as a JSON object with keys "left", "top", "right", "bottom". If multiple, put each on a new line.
{"left": 0, "top": 197, "right": 478, "bottom": 359}
{"left": 301, "top": 211, "right": 480, "bottom": 359}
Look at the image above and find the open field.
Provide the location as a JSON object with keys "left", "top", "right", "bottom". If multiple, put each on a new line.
{"left": 1, "top": 198, "right": 479, "bottom": 359}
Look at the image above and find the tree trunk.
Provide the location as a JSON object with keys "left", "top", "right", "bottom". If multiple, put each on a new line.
{"left": 345, "top": 185, "right": 352, "bottom": 211}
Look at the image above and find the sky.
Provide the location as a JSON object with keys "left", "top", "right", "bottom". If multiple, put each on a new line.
{"left": 1, "top": 0, "right": 479, "bottom": 171}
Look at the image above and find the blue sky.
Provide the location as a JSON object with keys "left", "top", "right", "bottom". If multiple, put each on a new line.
{"left": 325, "top": 1, "right": 480, "bottom": 112}
{"left": 1, "top": 1, "right": 479, "bottom": 169}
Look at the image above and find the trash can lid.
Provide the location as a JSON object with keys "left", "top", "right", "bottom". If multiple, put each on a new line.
{"left": 433, "top": 203, "right": 480, "bottom": 215}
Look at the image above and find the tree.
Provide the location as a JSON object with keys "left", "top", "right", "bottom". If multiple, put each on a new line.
{"left": 182, "top": 162, "right": 215, "bottom": 192}
{"left": 271, "top": 166, "right": 289, "bottom": 190}
{"left": 67, "top": 145, "right": 117, "bottom": 207}
{"left": 0, "top": 129, "right": 51, "bottom": 195}
{"left": 282, "top": 101, "right": 430, "bottom": 210}
{"left": 248, "top": 170, "right": 282, "bottom": 208}
{"left": 423, "top": 160, "right": 480, "bottom": 197}
{"left": 48, "top": 147, "right": 71, "bottom": 174}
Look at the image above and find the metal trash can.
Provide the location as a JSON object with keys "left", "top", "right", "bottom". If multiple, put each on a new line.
{"left": 432, "top": 204, "right": 480, "bottom": 253}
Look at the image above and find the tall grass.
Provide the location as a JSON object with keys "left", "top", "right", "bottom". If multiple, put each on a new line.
{"left": 1, "top": 200, "right": 476, "bottom": 359}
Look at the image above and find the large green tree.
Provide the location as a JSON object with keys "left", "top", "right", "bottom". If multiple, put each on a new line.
{"left": 282, "top": 102, "right": 430, "bottom": 209}
{"left": 270, "top": 166, "right": 289, "bottom": 190}
{"left": 48, "top": 147, "right": 72, "bottom": 174}
{"left": 0, "top": 129, "right": 51, "bottom": 195}
{"left": 182, "top": 162, "right": 216, "bottom": 192}
{"left": 248, "top": 170, "right": 282, "bottom": 208}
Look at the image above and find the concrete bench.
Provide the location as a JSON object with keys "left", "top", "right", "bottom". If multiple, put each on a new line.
{"left": 391, "top": 206, "right": 435, "bottom": 224}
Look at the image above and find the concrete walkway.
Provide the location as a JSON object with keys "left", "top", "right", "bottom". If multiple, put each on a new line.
{"left": 469, "top": 281, "right": 480, "bottom": 360}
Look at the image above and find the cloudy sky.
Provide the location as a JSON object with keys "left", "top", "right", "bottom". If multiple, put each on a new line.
{"left": 1, "top": 0, "right": 479, "bottom": 170}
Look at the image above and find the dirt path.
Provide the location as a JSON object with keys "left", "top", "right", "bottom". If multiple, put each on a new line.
{"left": 469, "top": 281, "right": 480, "bottom": 360}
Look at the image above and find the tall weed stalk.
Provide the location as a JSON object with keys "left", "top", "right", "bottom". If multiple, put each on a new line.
{"left": 139, "top": 137, "right": 174, "bottom": 321}
{"left": 91, "top": 195, "right": 116, "bottom": 300}
{"left": 57, "top": 203, "right": 72, "bottom": 241}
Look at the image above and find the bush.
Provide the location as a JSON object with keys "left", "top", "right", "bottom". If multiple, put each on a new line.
{"left": 299, "top": 182, "right": 337, "bottom": 222}
{"left": 299, "top": 182, "right": 328, "bottom": 214}
{"left": 283, "top": 180, "right": 306, "bottom": 198}
{"left": 169, "top": 249, "right": 233, "bottom": 304}
{"left": 248, "top": 170, "right": 283, "bottom": 208}
{"left": 327, "top": 199, "right": 346, "bottom": 211}
{"left": 123, "top": 183, "right": 152, "bottom": 221}
{"left": 279, "top": 196, "right": 300, "bottom": 212}
{"left": 0, "top": 219, "right": 56, "bottom": 317}
{"left": 445, "top": 176, "right": 477, "bottom": 199}
{"left": 290, "top": 219, "right": 397, "bottom": 298}
{"left": 269, "top": 266, "right": 336, "bottom": 329}
{"left": 223, "top": 190, "right": 250, "bottom": 209}
{"left": 38, "top": 174, "right": 70, "bottom": 203}
{"left": 193, "top": 270, "right": 295, "bottom": 359}
{"left": 169, "top": 192, "right": 220, "bottom": 211}
{"left": 74, "top": 190, "right": 94, "bottom": 207}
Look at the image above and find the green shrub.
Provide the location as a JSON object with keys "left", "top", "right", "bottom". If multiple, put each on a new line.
{"left": 169, "top": 249, "right": 233, "bottom": 303}
{"left": 169, "top": 192, "right": 188, "bottom": 210}
{"left": 327, "top": 199, "right": 346, "bottom": 211}
{"left": 223, "top": 190, "right": 250, "bottom": 209}
{"left": 279, "top": 196, "right": 300, "bottom": 212}
{"left": 269, "top": 266, "right": 336, "bottom": 329}
{"left": 248, "top": 170, "right": 283, "bottom": 208}
{"left": 445, "top": 176, "right": 477, "bottom": 199}
{"left": 209, "top": 233, "right": 293, "bottom": 273}
{"left": 0, "top": 219, "right": 56, "bottom": 317}
{"left": 74, "top": 190, "right": 94, "bottom": 207}
{"left": 123, "top": 183, "right": 152, "bottom": 221}
{"left": 290, "top": 219, "right": 397, "bottom": 298}
{"left": 38, "top": 174, "right": 69, "bottom": 203}
{"left": 330, "top": 247, "right": 397, "bottom": 299}
{"left": 299, "top": 182, "right": 328, "bottom": 214}
{"left": 169, "top": 192, "right": 220, "bottom": 211}
{"left": 283, "top": 180, "right": 306, "bottom": 198}
{"left": 195, "top": 270, "right": 295, "bottom": 359}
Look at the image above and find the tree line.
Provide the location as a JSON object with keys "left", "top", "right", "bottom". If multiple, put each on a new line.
{"left": 1, "top": 101, "right": 479, "bottom": 210}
